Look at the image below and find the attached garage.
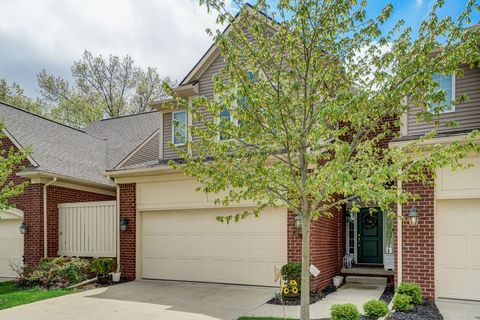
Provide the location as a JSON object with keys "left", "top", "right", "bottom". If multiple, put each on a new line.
{"left": 435, "top": 157, "right": 480, "bottom": 301}
{"left": 436, "top": 200, "right": 480, "bottom": 301}
{"left": 140, "top": 207, "right": 287, "bottom": 286}
{"left": 0, "top": 208, "right": 24, "bottom": 278}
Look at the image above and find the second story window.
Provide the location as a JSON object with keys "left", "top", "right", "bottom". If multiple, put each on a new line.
{"left": 219, "top": 108, "right": 233, "bottom": 141}
{"left": 172, "top": 110, "right": 187, "bottom": 146}
{"left": 430, "top": 73, "right": 455, "bottom": 113}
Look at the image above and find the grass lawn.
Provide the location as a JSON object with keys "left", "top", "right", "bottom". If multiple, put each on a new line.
{"left": 0, "top": 281, "right": 79, "bottom": 310}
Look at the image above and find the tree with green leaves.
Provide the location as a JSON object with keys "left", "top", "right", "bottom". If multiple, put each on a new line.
{"left": 167, "top": 1, "right": 480, "bottom": 319}
{"left": 38, "top": 50, "right": 174, "bottom": 127}
{"left": 0, "top": 79, "right": 42, "bottom": 114}
{"left": 0, "top": 122, "right": 29, "bottom": 210}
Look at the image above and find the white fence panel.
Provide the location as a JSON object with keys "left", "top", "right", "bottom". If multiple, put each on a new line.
{"left": 58, "top": 201, "right": 117, "bottom": 257}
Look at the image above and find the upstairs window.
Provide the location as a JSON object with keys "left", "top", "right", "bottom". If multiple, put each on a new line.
{"left": 172, "top": 110, "right": 187, "bottom": 146}
{"left": 219, "top": 108, "right": 233, "bottom": 141}
{"left": 430, "top": 73, "right": 455, "bottom": 113}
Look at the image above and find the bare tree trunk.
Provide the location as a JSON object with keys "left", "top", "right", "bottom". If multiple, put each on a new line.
{"left": 300, "top": 214, "right": 311, "bottom": 320}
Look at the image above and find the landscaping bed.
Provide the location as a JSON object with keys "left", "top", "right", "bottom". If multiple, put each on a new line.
{"left": 379, "top": 284, "right": 394, "bottom": 304}
{"left": 387, "top": 300, "right": 443, "bottom": 320}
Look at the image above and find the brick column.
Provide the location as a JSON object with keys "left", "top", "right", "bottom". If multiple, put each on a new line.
{"left": 397, "top": 175, "right": 435, "bottom": 300}
{"left": 22, "top": 184, "right": 44, "bottom": 267}
{"left": 119, "top": 183, "right": 136, "bottom": 280}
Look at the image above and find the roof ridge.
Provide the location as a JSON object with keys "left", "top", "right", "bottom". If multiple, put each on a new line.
{"left": 0, "top": 100, "right": 93, "bottom": 134}
{"left": 97, "top": 110, "right": 159, "bottom": 122}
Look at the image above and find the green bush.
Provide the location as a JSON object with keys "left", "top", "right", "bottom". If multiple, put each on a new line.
{"left": 397, "top": 282, "right": 422, "bottom": 305}
{"left": 331, "top": 303, "right": 361, "bottom": 320}
{"left": 18, "top": 257, "right": 91, "bottom": 288}
{"left": 91, "top": 258, "right": 116, "bottom": 275}
{"left": 393, "top": 294, "right": 414, "bottom": 312}
{"left": 281, "top": 262, "right": 301, "bottom": 285}
{"left": 363, "top": 299, "right": 389, "bottom": 318}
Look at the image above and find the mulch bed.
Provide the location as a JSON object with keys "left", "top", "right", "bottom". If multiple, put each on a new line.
{"left": 380, "top": 284, "right": 395, "bottom": 304}
{"left": 386, "top": 300, "right": 443, "bottom": 320}
{"left": 266, "top": 285, "right": 339, "bottom": 306}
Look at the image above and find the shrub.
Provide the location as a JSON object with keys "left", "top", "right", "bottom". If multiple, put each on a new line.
{"left": 281, "top": 262, "right": 301, "bottom": 284}
{"left": 393, "top": 294, "right": 414, "bottom": 312}
{"left": 397, "top": 282, "right": 422, "bottom": 305}
{"left": 17, "top": 257, "right": 91, "bottom": 288}
{"left": 363, "top": 299, "right": 389, "bottom": 318}
{"left": 331, "top": 303, "right": 361, "bottom": 320}
{"left": 91, "top": 258, "right": 116, "bottom": 275}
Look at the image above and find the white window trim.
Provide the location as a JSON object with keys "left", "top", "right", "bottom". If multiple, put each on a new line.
{"left": 431, "top": 73, "right": 456, "bottom": 114}
{"left": 172, "top": 110, "right": 187, "bottom": 146}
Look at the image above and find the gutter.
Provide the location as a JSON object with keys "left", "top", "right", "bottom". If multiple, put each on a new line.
{"left": 43, "top": 177, "right": 57, "bottom": 258}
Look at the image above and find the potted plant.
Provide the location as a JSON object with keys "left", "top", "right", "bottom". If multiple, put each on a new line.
{"left": 91, "top": 258, "right": 116, "bottom": 285}
{"left": 280, "top": 262, "right": 301, "bottom": 300}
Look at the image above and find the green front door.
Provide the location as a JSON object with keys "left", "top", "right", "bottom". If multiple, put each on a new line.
{"left": 357, "top": 208, "right": 383, "bottom": 264}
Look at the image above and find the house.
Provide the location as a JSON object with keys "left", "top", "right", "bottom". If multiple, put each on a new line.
{"left": 1, "top": 5, "right": 479, "bottom": 303}
{"left": 0, "top": 103, "right": 159, "bottom": 276}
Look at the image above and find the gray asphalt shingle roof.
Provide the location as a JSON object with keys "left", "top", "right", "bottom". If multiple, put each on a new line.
{"left": 0, "top": 102, "right": 159, "bottom": 186}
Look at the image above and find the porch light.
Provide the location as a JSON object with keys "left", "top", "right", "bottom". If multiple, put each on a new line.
{"left": 408, "top": 207, "right": 419, "bottom": 227}
{"left": 294, "top": 215, "right": 302, "bottom": 236}
{"left": 120, "top": 218, "right": 129, "bottom": 231}
{"left": 19, "top": 222, "right": 28, "bottom": 234}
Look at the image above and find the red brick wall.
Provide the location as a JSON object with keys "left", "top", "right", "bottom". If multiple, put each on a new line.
{"left": 46, "top": 186, "right": 115, "bottom": 257}
{"left": 119, "top": 183, "right": 136, "bottom": 280}
{"left": 287, "top": 207, "right": 345, "bottom": 292}
{"left": 395, "top": 176, "right": 435, "bottom": 300}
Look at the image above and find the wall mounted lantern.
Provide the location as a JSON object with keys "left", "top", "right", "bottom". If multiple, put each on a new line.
{"left": 408, "top": 207, "right": 419, "bottom": 227}
{"left": 120, "top": 218, "right": 129, "bottom": 231}
{"left": 294, "top": 214, "right": 302, "bottom": 237}
{"left": 19, "top": 222, "right": 28, "bottom": 234}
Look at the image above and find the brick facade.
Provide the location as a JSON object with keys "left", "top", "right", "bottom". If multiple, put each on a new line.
{"left": 119, "top": 183, "right": 136, "bottom": 280}
{"left": 287, "top": 207, "right": 345, "bottom": 292}
{"left": 2, "top": 136, "right": 116, "bottom": 267}
{"left": 395, "top": 176, "right": 435, "bottom": 300}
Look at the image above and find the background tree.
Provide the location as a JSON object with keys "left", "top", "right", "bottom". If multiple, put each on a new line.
{"left": 0, "top": 122, "right": 29, "bottom": 209}
{"left": 38, "top": 50, "right": 172, "bottom": 127}
{"left": 167, "top": 1, "right": 480, "bottom": 319}
{"left": 0, "top": 79, "right": 42, "bottom": 114}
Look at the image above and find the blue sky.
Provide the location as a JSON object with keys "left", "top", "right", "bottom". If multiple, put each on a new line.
{"left": 0, "top": 0, "right": 477, "bottom": 98}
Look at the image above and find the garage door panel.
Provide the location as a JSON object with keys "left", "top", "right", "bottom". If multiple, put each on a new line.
{"left": 437, "top": 200, "right": 480, "bottom": 300}
{"left": 0, "top": 219, "right": 23, "bottom": 277}
{"left": 142, "top": 207, "right": 287, "bottom": 286}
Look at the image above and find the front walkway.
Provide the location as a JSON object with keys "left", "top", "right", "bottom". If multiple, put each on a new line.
{"left": 437, "top": 299, "right": 480, "bottom": 320}
{"left": 246, "top": 283, "right": 385, "bottom": 319}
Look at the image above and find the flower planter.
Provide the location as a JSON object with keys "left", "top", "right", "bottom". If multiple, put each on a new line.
{"left": 333, "top": 275, "right": 344, "bottom": 287}
{"left": 112, "top": 272, "right": 121, "bottom": 282}
{"left": 384, "top": 253, "right": 394, "bottom": 271}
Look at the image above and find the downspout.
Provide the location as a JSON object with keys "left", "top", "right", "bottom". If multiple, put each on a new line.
{"left": 397, "top": 179, "right": 403, "bottom": 285}
{"left": 43, "top": 177, "right": 57, "bottom": 258}
{"left": 115, "top": 183, "right": 121, "bottom": 273}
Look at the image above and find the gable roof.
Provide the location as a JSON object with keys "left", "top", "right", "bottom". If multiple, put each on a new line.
{"left": 84, "top": 111, "right": 159, "bottom": 168}
{"left": 0, "top": 102, "right": 159, "bottom": 187}
{"left": 0, "top": 102, "right": 110, "bottom": 185}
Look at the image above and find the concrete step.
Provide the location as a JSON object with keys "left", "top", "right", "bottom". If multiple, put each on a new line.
{"left": 345, "top": 276, "right": 387, "bottom": 285}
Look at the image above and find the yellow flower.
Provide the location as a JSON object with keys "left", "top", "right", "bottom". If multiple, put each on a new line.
{"left": 289, "top": 280, "right": 297, "bottom": 286}
{"left": 292, "top": 287, "right": 299, "bottom": 294}
{"left": 283, "top": 287, "right": 290, "bottom": 294}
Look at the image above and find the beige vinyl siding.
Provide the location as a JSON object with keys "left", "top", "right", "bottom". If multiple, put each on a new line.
{"left": 407, "top": 64, "right": 480, "bottom": 135}
{"left": 122, "top": 132, "right": 159, "bottom": 168}
{"left": 163, "top": 112, "right": 188, "bottom": 159}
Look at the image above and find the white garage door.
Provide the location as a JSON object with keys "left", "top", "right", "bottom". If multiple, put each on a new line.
{"left": 437, "top": 199, "right": 480, "bottom": 300}
{"left": 141, "top": 207, "right": 287, "bottom": 286}
{"left": 0, "top": 219, "right": 23, "bottom": 277}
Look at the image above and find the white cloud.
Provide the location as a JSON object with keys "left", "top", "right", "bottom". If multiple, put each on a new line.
{"left": 0, "top": 0, "right": 231, "bottom": 95}
{"left": 414, "top": 0, "right": 424, "bottom": 8}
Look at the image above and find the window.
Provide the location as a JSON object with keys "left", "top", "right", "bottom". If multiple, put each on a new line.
{"left": 430, "top": 73, "right": 455, "bottom": 113}
{"left": 172, "top": 110, "right": 186, "bottom": 145}
{"left": 218, "top": 108, "right": 233, "bottom": 141}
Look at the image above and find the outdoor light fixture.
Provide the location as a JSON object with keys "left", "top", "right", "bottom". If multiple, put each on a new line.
{"left": 120, "top": 218, "right": 129, "bottom": 231}
{"left": 408, "top": 207, "right": 419, "bottom": 227}
{"left": 19, "top": 222, "right": 28, "bottom": 234}
{"left": 294, "top": 214, "right": 302, "bottom": 237}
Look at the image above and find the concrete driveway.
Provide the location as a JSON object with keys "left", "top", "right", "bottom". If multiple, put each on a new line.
{"left": 437, "top": 299, "right": 480, "bottom": 320}
{"left": 0, "top": 280, "right": 274, "bottom": 320}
